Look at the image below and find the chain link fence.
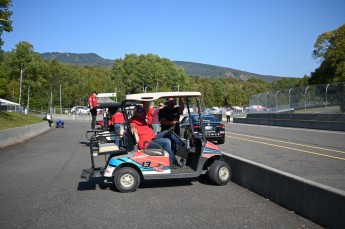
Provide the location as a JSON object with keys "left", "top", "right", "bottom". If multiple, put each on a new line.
{"left": 249, "top": 82, "right": 345, "bottom": 114}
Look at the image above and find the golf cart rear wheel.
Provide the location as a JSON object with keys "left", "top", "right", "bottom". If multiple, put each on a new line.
{"left": 114, "top": 167, "right": 140, "bottom": 193}
{"left": 208, "top": 161, "right": 231, "bottom": 185}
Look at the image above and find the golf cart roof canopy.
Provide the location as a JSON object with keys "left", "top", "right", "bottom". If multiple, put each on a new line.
{"left": 123, "top": 91, "right": 202, "bottom": 102}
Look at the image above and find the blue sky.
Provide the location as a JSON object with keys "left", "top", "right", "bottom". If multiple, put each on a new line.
{"left": 2, "top": 0, "right": 345, "bottom": 77}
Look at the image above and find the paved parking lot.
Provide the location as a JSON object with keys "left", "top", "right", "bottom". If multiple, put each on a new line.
{"left": 0, "top": 120, "right": 322, "bottom": 228}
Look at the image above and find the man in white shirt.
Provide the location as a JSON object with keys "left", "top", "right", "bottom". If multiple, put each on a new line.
{"left": 226, "top": 110, "right": 231, "bottom": 123}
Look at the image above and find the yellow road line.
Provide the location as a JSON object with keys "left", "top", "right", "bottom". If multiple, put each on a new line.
{"left": 226, "top": 132, "right": 345, "bottom": 155}
{"left": 226, "top": 135, "right": 345, "bottom": 161}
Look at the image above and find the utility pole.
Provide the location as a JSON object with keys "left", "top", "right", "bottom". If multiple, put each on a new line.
{"left": 19, "top": 63, "right": 23, "bottom": 106}
{"left": 27, "top": 86, "right": 30, "bottom": 111}
{"left": 50, "top": 86, "right": 53, "bottom": 116}
{"left": 60, "top": 84, "right": 62, "bottom": 114}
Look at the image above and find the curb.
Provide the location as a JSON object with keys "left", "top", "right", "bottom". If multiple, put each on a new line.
{"left": 223, "top": 152, "right": 345, "bottom": 229}
{"left": 0, "top": 122, "right": 51, "bottom": 148}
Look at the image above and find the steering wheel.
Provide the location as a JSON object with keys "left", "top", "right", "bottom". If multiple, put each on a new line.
{"left": 165, "top": 123, "right": 176, "bottom": 136}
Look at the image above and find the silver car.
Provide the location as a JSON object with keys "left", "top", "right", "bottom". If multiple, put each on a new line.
{"left": 71, "top": 106, "right": 90, "bottom": 115}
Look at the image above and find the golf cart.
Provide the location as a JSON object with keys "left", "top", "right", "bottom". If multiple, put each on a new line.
{"left": 85, "top": 102, "right": 123, "bottom": 144}
{"left": 81, "top": 91, "right": 231, "bottom": 192}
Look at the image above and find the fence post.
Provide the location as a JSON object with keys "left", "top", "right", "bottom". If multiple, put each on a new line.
{"left": 289, "top": 88, "right": 292, "bottom": 113}
{"left": 275, "top": 90, "right": 279, "bottom": 113}
{"left": 304, "top": 86, "right": 309, "bottom": 112}
{"left": 325, "top": 84, "right": 329, "bottom": 110}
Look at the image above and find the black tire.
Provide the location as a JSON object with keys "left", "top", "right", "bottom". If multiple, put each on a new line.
{"left": 217, "top": 138, "right": 225, "bottom": 144}
{"left": 208, "top": 161, "right": 231, "bottom": 185}
{"left": 114, "top": 167, "right": 140, "bottom": 193}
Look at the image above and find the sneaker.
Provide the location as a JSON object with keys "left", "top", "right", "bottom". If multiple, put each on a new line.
{"left": 179, "top": 158, "right": 185, "bottom": 167}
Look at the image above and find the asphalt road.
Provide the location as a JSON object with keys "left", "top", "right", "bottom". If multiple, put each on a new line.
{"left": 0, "top": 120, "right": 322, "bottom": 228}
{"left": 220, "top": 122, "right": 345, "bottom": 191}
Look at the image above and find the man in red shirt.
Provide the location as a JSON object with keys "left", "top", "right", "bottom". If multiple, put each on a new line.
{"left": 88, "top": 91, "right": 98, "bottom": 130}
{"left": 130, "top": 105, "right": 181, "bottom": 169}
{"left": 111, "top": 109, "right": 125, "bottom": 146}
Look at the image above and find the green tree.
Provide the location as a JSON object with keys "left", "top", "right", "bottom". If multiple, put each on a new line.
{"left": 112, "top": 54, "right": 190, "bottom": 95}
{"left": 0, "top": 0, "right": 13, "bottom": 51}
{"left": 310, "top": 24, "right": 345, "bottom": 84}
{"left": 271, "top": 77, "right": 302, "bottom": 90}
{"left": 5, "top": 41, "right": 37, "bottom": 105}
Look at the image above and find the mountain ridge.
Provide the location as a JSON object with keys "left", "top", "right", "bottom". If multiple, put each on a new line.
{"left": 40, "top": 52, "right": 282, "bottom": 82}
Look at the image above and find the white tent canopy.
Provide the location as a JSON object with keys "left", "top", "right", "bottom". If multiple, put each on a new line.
{"left": 0, "top": 98, "right": 20, "bottom": 106}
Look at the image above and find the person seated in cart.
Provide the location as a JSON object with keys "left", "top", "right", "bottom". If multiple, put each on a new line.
{"left": 111, "top": 108, "right": 126, "bottom": 146}
{"left": 130, "top": 105, "right": 182, "bottom": 169}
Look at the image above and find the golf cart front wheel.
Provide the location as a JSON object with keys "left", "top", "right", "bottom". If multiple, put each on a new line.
{"left": 208, "top": 161, "right": 231, "bottom": 185}
{"left": 114, "top": 167, "right": 140, "bottom": 193}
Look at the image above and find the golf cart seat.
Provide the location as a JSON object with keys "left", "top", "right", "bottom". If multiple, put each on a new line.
{"left": 97, "top": 126, "right": 127, "bottom": 156}
{"left": 98, "top": 143, "right": 121, "bottom": 154}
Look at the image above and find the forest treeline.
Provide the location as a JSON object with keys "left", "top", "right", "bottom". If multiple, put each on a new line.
{"left": 0, "top": 23, "right": 344, "bottom": 111}
{"left": 0, "top": 42, "right": 304, "bottom": 111}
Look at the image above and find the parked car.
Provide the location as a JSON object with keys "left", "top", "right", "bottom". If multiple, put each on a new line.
{"left": 71, "top": 106, "right": 90, "bottom": 115}
{"left": 180, "top": 113, "right": 225, "bottom": 144}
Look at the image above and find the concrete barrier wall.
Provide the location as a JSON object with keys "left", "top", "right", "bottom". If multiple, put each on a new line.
{"left": 233, "top": 115, "right": 345, "bottom": 131}
{"left": 0, "top": 122, "right": 51, "bottom": 148}
{"left": 247, "top": 113, "right": 345, "bottom": 122}
{"left": 53, "top": 114, "right": 92, "bottom": 120}
{"left": 223, "top": 153, "right": 345, "bottom": 229}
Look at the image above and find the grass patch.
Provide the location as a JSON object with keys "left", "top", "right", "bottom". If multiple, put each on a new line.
{"left": 0, "top": 112, "right": 45, "bottom": 130}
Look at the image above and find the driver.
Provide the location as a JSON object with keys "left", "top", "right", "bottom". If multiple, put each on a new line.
{"left": 130, "top": 105, "right": 181, "bottom": 169}
{"left": 159, "top": 97, "right": 184, "bottom": 136}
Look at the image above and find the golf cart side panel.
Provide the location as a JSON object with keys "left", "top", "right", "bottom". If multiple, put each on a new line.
{"left": 106, "top": 151, "right": 171, "bottom": 178}
{"left": 202, "top": 141, "right": 222, "bottom": 158}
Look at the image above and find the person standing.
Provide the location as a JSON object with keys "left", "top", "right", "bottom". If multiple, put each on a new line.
{"left": 152, "top": 103, "right": 164, "bottom": 134}
{"left": 226, "top": 109, "right": 231, "bottom": 123}
{"left": 88, "top": 91, "right": 98, "bottom": 130}
{"left": 43, "top": 113, "right": 53, "bottom": 127}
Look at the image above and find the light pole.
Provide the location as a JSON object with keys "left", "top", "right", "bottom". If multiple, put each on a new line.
{"left": 60, "top": 84, "right": 62, "bottom": 114}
